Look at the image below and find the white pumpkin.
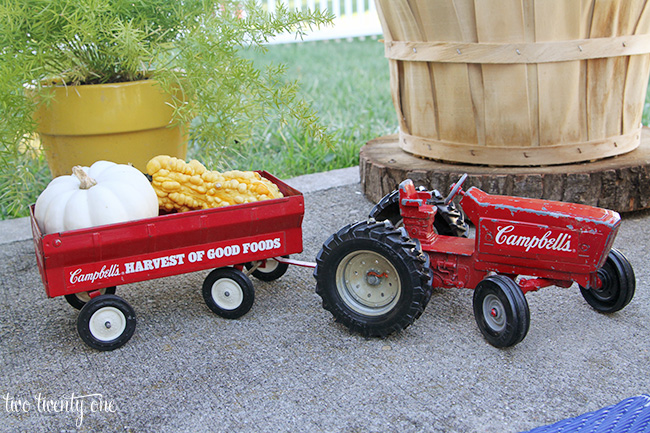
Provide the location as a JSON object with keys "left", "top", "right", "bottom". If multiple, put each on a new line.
{"left": 35, "top": 161, "right": 159, "bottom": 234}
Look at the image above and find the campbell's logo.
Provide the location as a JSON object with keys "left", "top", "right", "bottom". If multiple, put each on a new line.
{"left": 70, "top": 265, "right": 121, "bottom": 285}
{"left": 494, "top": 225, "right": 573, "bottom": 253}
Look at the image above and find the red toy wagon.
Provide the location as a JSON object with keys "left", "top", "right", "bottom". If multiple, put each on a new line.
{"left": 30, "top": 172, "right": 306, "bottom": 351}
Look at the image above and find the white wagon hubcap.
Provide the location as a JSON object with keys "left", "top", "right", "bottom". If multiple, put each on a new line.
{"left": 212, "top": 278, "right": 243, "bottom": 310}
{"left": 89, "top": 307, "right": 127, "bottom": 341}
{"left": 75, "top": 288, "right": 108, "bottom": 303}
{"left": 258, "top": 259, "right": 279, "bottom": 273}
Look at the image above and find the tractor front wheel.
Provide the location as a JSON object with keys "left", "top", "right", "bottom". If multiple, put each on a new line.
{"left": 314, "top": 220, "right": 432, "bottom": 337}
{"left": 580, "top": 248, "right": 635, "bottom": 313}
{"left": 473, "top": 275, "right": 530, "bottom": 348}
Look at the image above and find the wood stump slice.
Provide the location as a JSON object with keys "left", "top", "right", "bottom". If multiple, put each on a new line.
{"left": 360, "top": 128, "right": 650, "bottom": 213}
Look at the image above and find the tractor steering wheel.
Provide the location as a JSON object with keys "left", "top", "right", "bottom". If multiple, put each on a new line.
{"left": 444, "top": 174, "right": 468, "bottom": 205}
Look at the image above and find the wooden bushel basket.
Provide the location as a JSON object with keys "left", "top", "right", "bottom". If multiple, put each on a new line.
{"left": 376, "top": 0, "right": 650, "bottom": 166}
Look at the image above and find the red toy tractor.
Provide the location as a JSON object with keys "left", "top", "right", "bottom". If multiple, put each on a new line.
{"left": 314, "top": 174, "right": 635, "bottom": 347}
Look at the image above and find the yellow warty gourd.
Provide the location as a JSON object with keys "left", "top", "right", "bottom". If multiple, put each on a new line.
{"left": 146, "top": 155, "right": 283, "bottom": 212}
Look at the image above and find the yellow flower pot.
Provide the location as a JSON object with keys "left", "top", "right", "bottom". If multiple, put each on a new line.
{"left": 34, "top": 79, "right": 188, "bottom": 177}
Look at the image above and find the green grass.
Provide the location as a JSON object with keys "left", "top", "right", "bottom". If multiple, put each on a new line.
{"left": 644, "top": 83, "right": 650, "bottom": 126}
{"left": 214, "top": 37, "right": 395, "bottom": 177}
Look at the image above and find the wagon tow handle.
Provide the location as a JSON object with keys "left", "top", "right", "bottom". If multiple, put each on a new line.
{"left": 274, "top": 256, "right": 317, "bottom": 269}
{"left": 444, "top": 173, "right": 468, "bottom": 205}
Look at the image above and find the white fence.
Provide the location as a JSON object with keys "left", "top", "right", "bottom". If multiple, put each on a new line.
{"left": 265, "top": 0, "right": 383, "bottom": 43}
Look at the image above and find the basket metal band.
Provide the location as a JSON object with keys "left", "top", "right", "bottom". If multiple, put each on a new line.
{"left": 385, "top": 34, "right": 650, "bottom": 64}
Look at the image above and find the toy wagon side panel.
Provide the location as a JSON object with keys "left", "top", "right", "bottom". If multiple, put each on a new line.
{"left": 54, "top": 228, "right": 302, "bottom": 296}
{"left": 31, "top": 172, "right": 304, "bottom": 298}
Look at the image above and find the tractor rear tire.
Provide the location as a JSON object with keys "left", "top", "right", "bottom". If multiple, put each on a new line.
{"left": 314, "top": 220, "right": 433, "bottom": 337}
{"left": 580, "top": 248, "right": 635, "bottom": 313}
{"left": 369, "top": 189, "right": 468, "bottom": 237}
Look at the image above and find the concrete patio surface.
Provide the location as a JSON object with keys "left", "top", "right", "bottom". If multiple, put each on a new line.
{"left": 1, "top": 166, "right": 648, "bottom": 432}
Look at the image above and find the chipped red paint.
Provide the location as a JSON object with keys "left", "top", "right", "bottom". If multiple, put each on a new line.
{"left": 398, "top": 178, "right": 621, "bottom": 291}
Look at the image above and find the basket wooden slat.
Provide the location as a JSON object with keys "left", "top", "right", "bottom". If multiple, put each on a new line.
{"left": 380, "top": 1, "right": 438, "bottom": 141}
{"left": 476, "top": 0, "right": 533, "bottom": 147}
{"left": 535, "top": 0, "right": 584, "bottom": 147}
{"left": 624, "top": 2, "right": 650, "bottom": 134}
{"left": 419, "top": 0, "right": 478, "bottom": 145}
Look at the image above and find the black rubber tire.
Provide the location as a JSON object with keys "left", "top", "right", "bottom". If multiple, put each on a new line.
{"left": 202, "top": 267, "right": 255, "bottom": 319}
{"left": 65, "top": 287, "right": 116, "bottom": 310}
{"left": 77, "top": 294, "right": 136, "bottom": 351}
{"left": 369, "top": 190, "right": 404, "bottom": 227}
{"left": 473, "top": 275, "right": 530, "bottom": 348}
{"left": 245, "top": 257, "right": 290, "bottom": 282}
{"left": 314, "top": 220, "right": 433, "bottom": 337}
{"left": 580, "top": 248, "right": 635, "bottom": 313}
{"left": 369, "top": 188, "right": 468, "bottom": 237}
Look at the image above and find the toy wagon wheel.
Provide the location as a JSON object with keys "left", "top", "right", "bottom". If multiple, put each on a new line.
{"left": 77, "top": 294, "right": 136, "bottom": 351}
{"left": 65, "top": 287, "right": 116, "bottom": 310}
{"left": 580, "top": 248, "right": 635, "bottom": 313}
{"left": 369, "top": 187, "right": 468, "bottom": 237}
{"left": 245, "top": 256, "right": 290, "bottom": 282}
{"left": 314, "top": 220, "right": 433, "bottom": 338}
{"left": 202, "top": 267, "right": 255, "bottom": 319}
{"left": 473, "top": 275, "right": 530, "bottom": 348}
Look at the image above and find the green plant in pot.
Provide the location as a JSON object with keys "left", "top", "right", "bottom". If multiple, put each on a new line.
{"left": 0, "top": 0, "right": 333, "bottom": 218}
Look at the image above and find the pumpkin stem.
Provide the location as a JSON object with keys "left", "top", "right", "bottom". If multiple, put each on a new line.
{"left": 72, "top": 166, "right": 97, "bottom": 189}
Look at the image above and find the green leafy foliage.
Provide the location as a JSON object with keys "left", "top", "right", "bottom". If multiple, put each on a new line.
{"left": 0, "top": 0, "right": 333, "bottom": 218}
